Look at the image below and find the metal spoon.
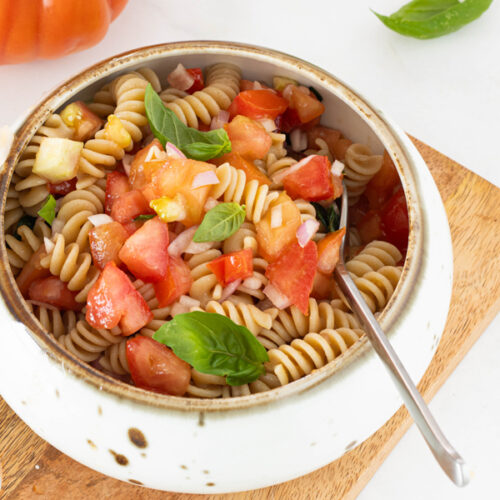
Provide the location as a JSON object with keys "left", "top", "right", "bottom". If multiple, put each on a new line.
{"left": 334, "top": 184, "right": 469, "bottom": 487}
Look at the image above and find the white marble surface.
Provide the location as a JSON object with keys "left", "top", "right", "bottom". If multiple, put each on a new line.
{"left": 0, "top": 0, "right": 498, "bottom": 498}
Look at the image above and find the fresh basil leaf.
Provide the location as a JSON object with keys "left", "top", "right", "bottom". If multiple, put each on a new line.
{"left": 193, "top": 202, "right": 246, "bottom": 242}
{"left": 37, "top": 195, "right": 57, "bottom": 226}
{"left": 312, "top": 202, "right": 340, "bottom": 233}
{"left": 144, "top": 84, "right": 232, "bottom": 161}
{"left": 373, "top": 0, "right": 493, "bottom": 39}
{"left": 134, "top": 214, "right": 155, "bottom": 221}
{"left": 153, "top": 311, "right": 269, "bottom": 386}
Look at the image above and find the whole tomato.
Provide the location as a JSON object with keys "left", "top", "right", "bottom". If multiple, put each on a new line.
{"left": 0, "top": 0, "right": 128, "bottom": 64}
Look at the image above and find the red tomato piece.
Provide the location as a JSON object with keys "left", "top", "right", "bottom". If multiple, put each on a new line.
{"left": 275, "top": 108, "right": 302, "bottom": 133}
{"left": 111, "top": 190, "right": 152, "bottom": 224}
{"left": 154, "top": 256, "right": 193, "bottom": 307}
{"left": 105, "top": 171, "right": 130, "bottom": 215}
{"left": 89, "top": 221, "right": 129, "bottom": 270}
{"left": 226, "top": 115, "right": 272, "bottom": 161}
{"left": 186, "top": 68, "right": 204, "bottom": 94}
{"left": 210, "top": 152, "right": 271, "bottom": 186}
{"left": 283, "top": 155, "right": 334, "bottom": 201}
{"left": 364, "top": 151, "right": 401, "bottom": 210}
{"left": 358, "top": 210, "right": 384, "bottom": 244}
{"left": 119, "top": 217, "right": 170, "bottom": 282}
{"left": 28, "top": 276, "right": 81, "bottom": 311}
{"left": 16, "top": 247, "right": 50, "bottom": 297}
{"left": 129, "top": 139, "right": 164, "bottom": 191}
{"left": 332, "top": 138, "right": 352, "bottom": 162}
{"left": 306, "top": 126, "right": 341, "bottom": 154}
{"left": 48, "top": 177, "right": 77, "bottom": 197}
{"left": 286, "top": 85, "right": 325, "bottom": 124}
{"left": 121, "top": 220, "right": 141, "bottom": 236}
{"left": 266, "top": 240, "right": 318, "bottom": 315}
{"left": 206, "top": 249, "right": 253, "bottom": 287}
{"left": 317, "top": 228, "right": 346, "bottom": 274}
{"left": 380, "top": 188, "right": 409, "bottom": 254}
{"left": 228, "top": 90, "right": 288, "bottom": 120}
{"left": 126, "top": 336, "right": 191, "bottom": 396}
{"left": 86, "top": 262, "right": 153, "bottom": 336}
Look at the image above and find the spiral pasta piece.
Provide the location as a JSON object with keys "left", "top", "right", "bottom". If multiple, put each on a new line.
{"left": 211, "top": 163, "right": 279, "bottom": 224}
{"left": 346, "top": 240, "right": 402, "bottom": 278}
{"left": 160, "top": 63, "right": 241, "bottom": 128}
{"left": 58, "top": 320, "right": 122, "bottom": 362}
{"left": 27, "top": 301, "right": 78, "bottom": 340}
{"left": 304, "top": 137, "right": 333, "bottom": 161}
{"left": 256, "top": 298, "right": 359, "bottom": 350}
{"left": 187, "top": 248, "right": 223, "bottom": 305}
{"left": 88, "top": 82, "right": 115, "bottom": 118}
{"left": 343, "top": 144, "right": 383, "bottom": 205}
{"left": 268, "top": 327, "right": 364, "bottom": 385}
{"left": 4, "top": 176, "right": 24, "bottom": 231}
{"left": 222, "top": 221, "right": 258, "bottom": 255}
{"left": 99, "top": 339, "right": 130, "bottom": 375}
{"left": 236, "top": 257, "right": 269, "bottom": 300}
{"left": 266, "top": 155, "right": 297, "bottom": 189}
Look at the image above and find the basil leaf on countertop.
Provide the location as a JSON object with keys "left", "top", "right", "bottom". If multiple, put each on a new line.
{"left": 153, "top": 311, "right": 269, "bottom": 386}
{"left": 373, "top": 0, "right": 493, "bottom": 39}
{"left": 37, "top": 195, "right": 57, "bottom": 226}
{"left": 144, "top": 84, "right": 232, "bottom": 161}
{"left": 193, "top": 202, "right": 246, "bottom": 242}
{"left": 312, "top": 201, "right": 340, "bottom": 233}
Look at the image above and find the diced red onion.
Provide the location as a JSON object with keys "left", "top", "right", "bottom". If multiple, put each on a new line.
{"left": 44, "top": 237, "right": 55, "bottom": 254}
{"left": 331, "top": 159, "right": 345, "bottom": 176}
{"left": 179, "top": 295, "right": 201, "bottom": 308}
{"left": 167, "top": 63, "right": 195, "bottom": 91}
{"left": 51, "top": 218, "right": 64, "bottom": 236}
{"left": 258, "top": 118, "right": 277, "bottom": 132}
{"left": 168, "top": 226, "right": 198, "bottom": 257}
{"left": 263, "top": 284, "right": 292, "bottom": 309}
{"left": 210, "top": 110, "right": 230, "bottom": 130}
{"left": 165, "top": 142, "right": 186, "bottom": 159}
{"left": 242, "top": 276, "right": 261, "bottom": 290}
{"left": 88, "top": 214, "right": 114, "bottom": 227}
{"left": 296, "top": 219, "right": 320, "bottom": 248}
{"left": 204, "top": 197, "right": 219, "bottom": 211}
{"left": 220, "top": 279, "right": 242, "bottom": 302}
{"left": 270, "top": 205, "right": 282, "bottom": 228}
{"left": 122, "top": 154, "right": 133, "bottom": 176}
{"left": 290, "top": 128, "right": 308, "bottom": 152}
{"left": 191, "top": 170, "right": 219, "bottom": 189}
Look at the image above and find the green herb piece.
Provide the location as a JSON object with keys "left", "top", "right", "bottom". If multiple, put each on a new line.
{"left": 37, "top": 195, "right": 57, "bottom": 226}
{"left": 153, "top": 311, "right": 269, "bottom": 386}
{"left": 373, "top": 0, "right": 493, "bottom": 39}
{"left": 134, "top": 214, "right": 155, "bottom": 221}
{"left": 312, "top": 202, "right": 340, "bottom": 233}
{"left": 193, "top": 202, "right": 246, "bottom": 242}
{"left": 144, "top": 84, "right": 232, "bottom": 161}
{"left": 17, "top": 215, "right": 37, "bottom": 231}
{"left": 308, "top": 86, "right": 323, "bottom": 102}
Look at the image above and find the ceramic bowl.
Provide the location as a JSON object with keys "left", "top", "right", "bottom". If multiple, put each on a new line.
{"left": 0, "top": 41, "right": 452, "bottom": 494}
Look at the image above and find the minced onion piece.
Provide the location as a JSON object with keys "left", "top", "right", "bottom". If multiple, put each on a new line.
{"left": 51, "top": 218, "right": 64, "bottom": 236}
{"left": 167, "top": 63, "right": 195, "bottom": 91}
{"left": 191, "top": 170, "right": 220, "bottom": 189}
{"left": 44, "top": 237, "right": 55, "bottom": 254}
{"left": 168, "top": 226, "right": 198, "bottom": 257}
{"left": 210, "top": 110, "right": 230, "bottom": 130}
{"left": 88, "top": 214, "right": 114, "bottom": 227}
{"left": 166, "top": 142, "right": 186, "bottom": 159}
{"left": 263, "top": 284, "right": 292, "bottom": 309}
{"left": 331, "top": 159, "right": 345, "bottom": 176}
{"left": 242, "top": 276, "right": 261, "bottom": 290}
{"left": 273, "top": 154, "right": 316, "bottom": 184}
{"left": 204, "top": 197, "right": 219, "bottom": 211}
{"left": 290, "top": 128, "right": 307, "bottom": 152}
{"left": 270, "top": 205, "right": 283, "bottom": 228}
{"left": 122, "top": 154, "right": 133, "bottom": 176}
{"left": 282, "top": 84, "right": 294, "bottom": 100}
{"left": 179, "top": 295, "right": 201, "bottom": 308}
{"left": 258, "top": 118, "right": 277, "bottom": 132}
{"left": 296, "top": 219, "right": 320, "bottom": 248}
{"left": 145, "top": 145, "right": 162, "bottom": 162}
{"left": 220, "top": 279, "right": 242, "bottom": 302}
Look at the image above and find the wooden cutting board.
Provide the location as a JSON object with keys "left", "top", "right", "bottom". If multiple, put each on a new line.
{"left": 1, "top": 137, "right": 499, "bottom": 500}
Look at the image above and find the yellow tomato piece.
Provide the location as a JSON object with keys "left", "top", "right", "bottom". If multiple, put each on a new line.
{"left": 103, "top": 115, "right": 132, "bottom": 149}
{"left": 150, "top": 194, "right": 187, "bottom": 223}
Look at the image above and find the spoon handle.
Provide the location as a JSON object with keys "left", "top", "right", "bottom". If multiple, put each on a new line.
{"left": 334, "top": 263, "right": 469, "bottom": 487}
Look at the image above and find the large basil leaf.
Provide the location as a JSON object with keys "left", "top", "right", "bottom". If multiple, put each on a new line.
{"left": 193, "top": 202, "right": 246, "bottom": 242}
{"left": 153, "top": 311, "right": 269, "bottom": 386}
{"left": 144, "top": 84, "right": 232, "bottom": 161}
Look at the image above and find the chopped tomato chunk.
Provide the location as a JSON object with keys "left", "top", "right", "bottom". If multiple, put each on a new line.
{"left": 89, "top": 221, "right": 129, "bottom": 270}
{"left": 266, "top": 240, "right": 318, "bottom": 315}
{"left": 285, "top": 85, "right": 325, "bottom": 124}
{"left": 317, "top": 228, "right": 346, "bottom": 274}
{"left": 126, "top": 336, "right": 191, "bottom": 396}
{"left": 207, "top": 249, "right": 253, "bottom": 286}
{"left": 228, "top": 89, "right": 288, "bottom": 120}
{"left": 86, "top": 262, "right": 152, "bottom": 336}
{"left": 48, "top": 177, "right": 77, "bottom": 197}
{"left": 16, "top": 247, "right": 50, "bottom": 297}
{"left": 380, "top": 188, "right": 409, "bottom": 254}
{"left": 111, "top": 190, "right": 152, "bottom": 224}
{"left": 154, "top": 256, "right": 193, "bottom": 307}
{"left": 283, "top": 155, "right": 335, "bottom": 201}
{"left": 105, "top": 171, "right": 130, "bottom": 215}
{"left": 211, "top": 152, "right": 271, "bottom": 186}
{"left": 306, "top": 126, "right": 341, "bottom": 154}
{"left": 60, "top": 101, "right": 103, "bottom": 142}
{"left": 28, "top": 276, "right": 81, "bottom": 311}
{"left": 225, "top": 115, "right": 272, "bottom": 161}
{"left": 332, "top": 137, "right": 352, "bottom": 162}
{"left": 364, "top": 151, "right": 401, "bottom": 210}
{"left": 358, "top": 210, "right": 384, "bottom": 244}
{"left": 129, "top": 139, "right": 164, "bottom": 191}
{"left": 186, "top": 68, "right": 204, "bottom": 94}
{"left": 119, "top": 217, "right": 170, "bottom": 282}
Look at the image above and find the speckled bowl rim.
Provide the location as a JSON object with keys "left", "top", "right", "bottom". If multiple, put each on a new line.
{"left": 0, "top": 41, "right": 422, "bottom": 412}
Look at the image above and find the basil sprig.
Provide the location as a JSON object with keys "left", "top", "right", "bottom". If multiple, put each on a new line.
{"left": 373, "top": 0, "right": 493, "bottom": 39}
{"left": 37, "top": 195, "right": 57, "bottom": 225}
{"left": 153, "top": 311, "right": 269, "bottom": 386}
{"left": 144, "top": 84, "right": 232, "bottom": 161}
{"left": 311, "top": 202, "right": 340, "bottom": 233}
{"left": 193, "top": 202, "right": 245, "bottom": 242}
